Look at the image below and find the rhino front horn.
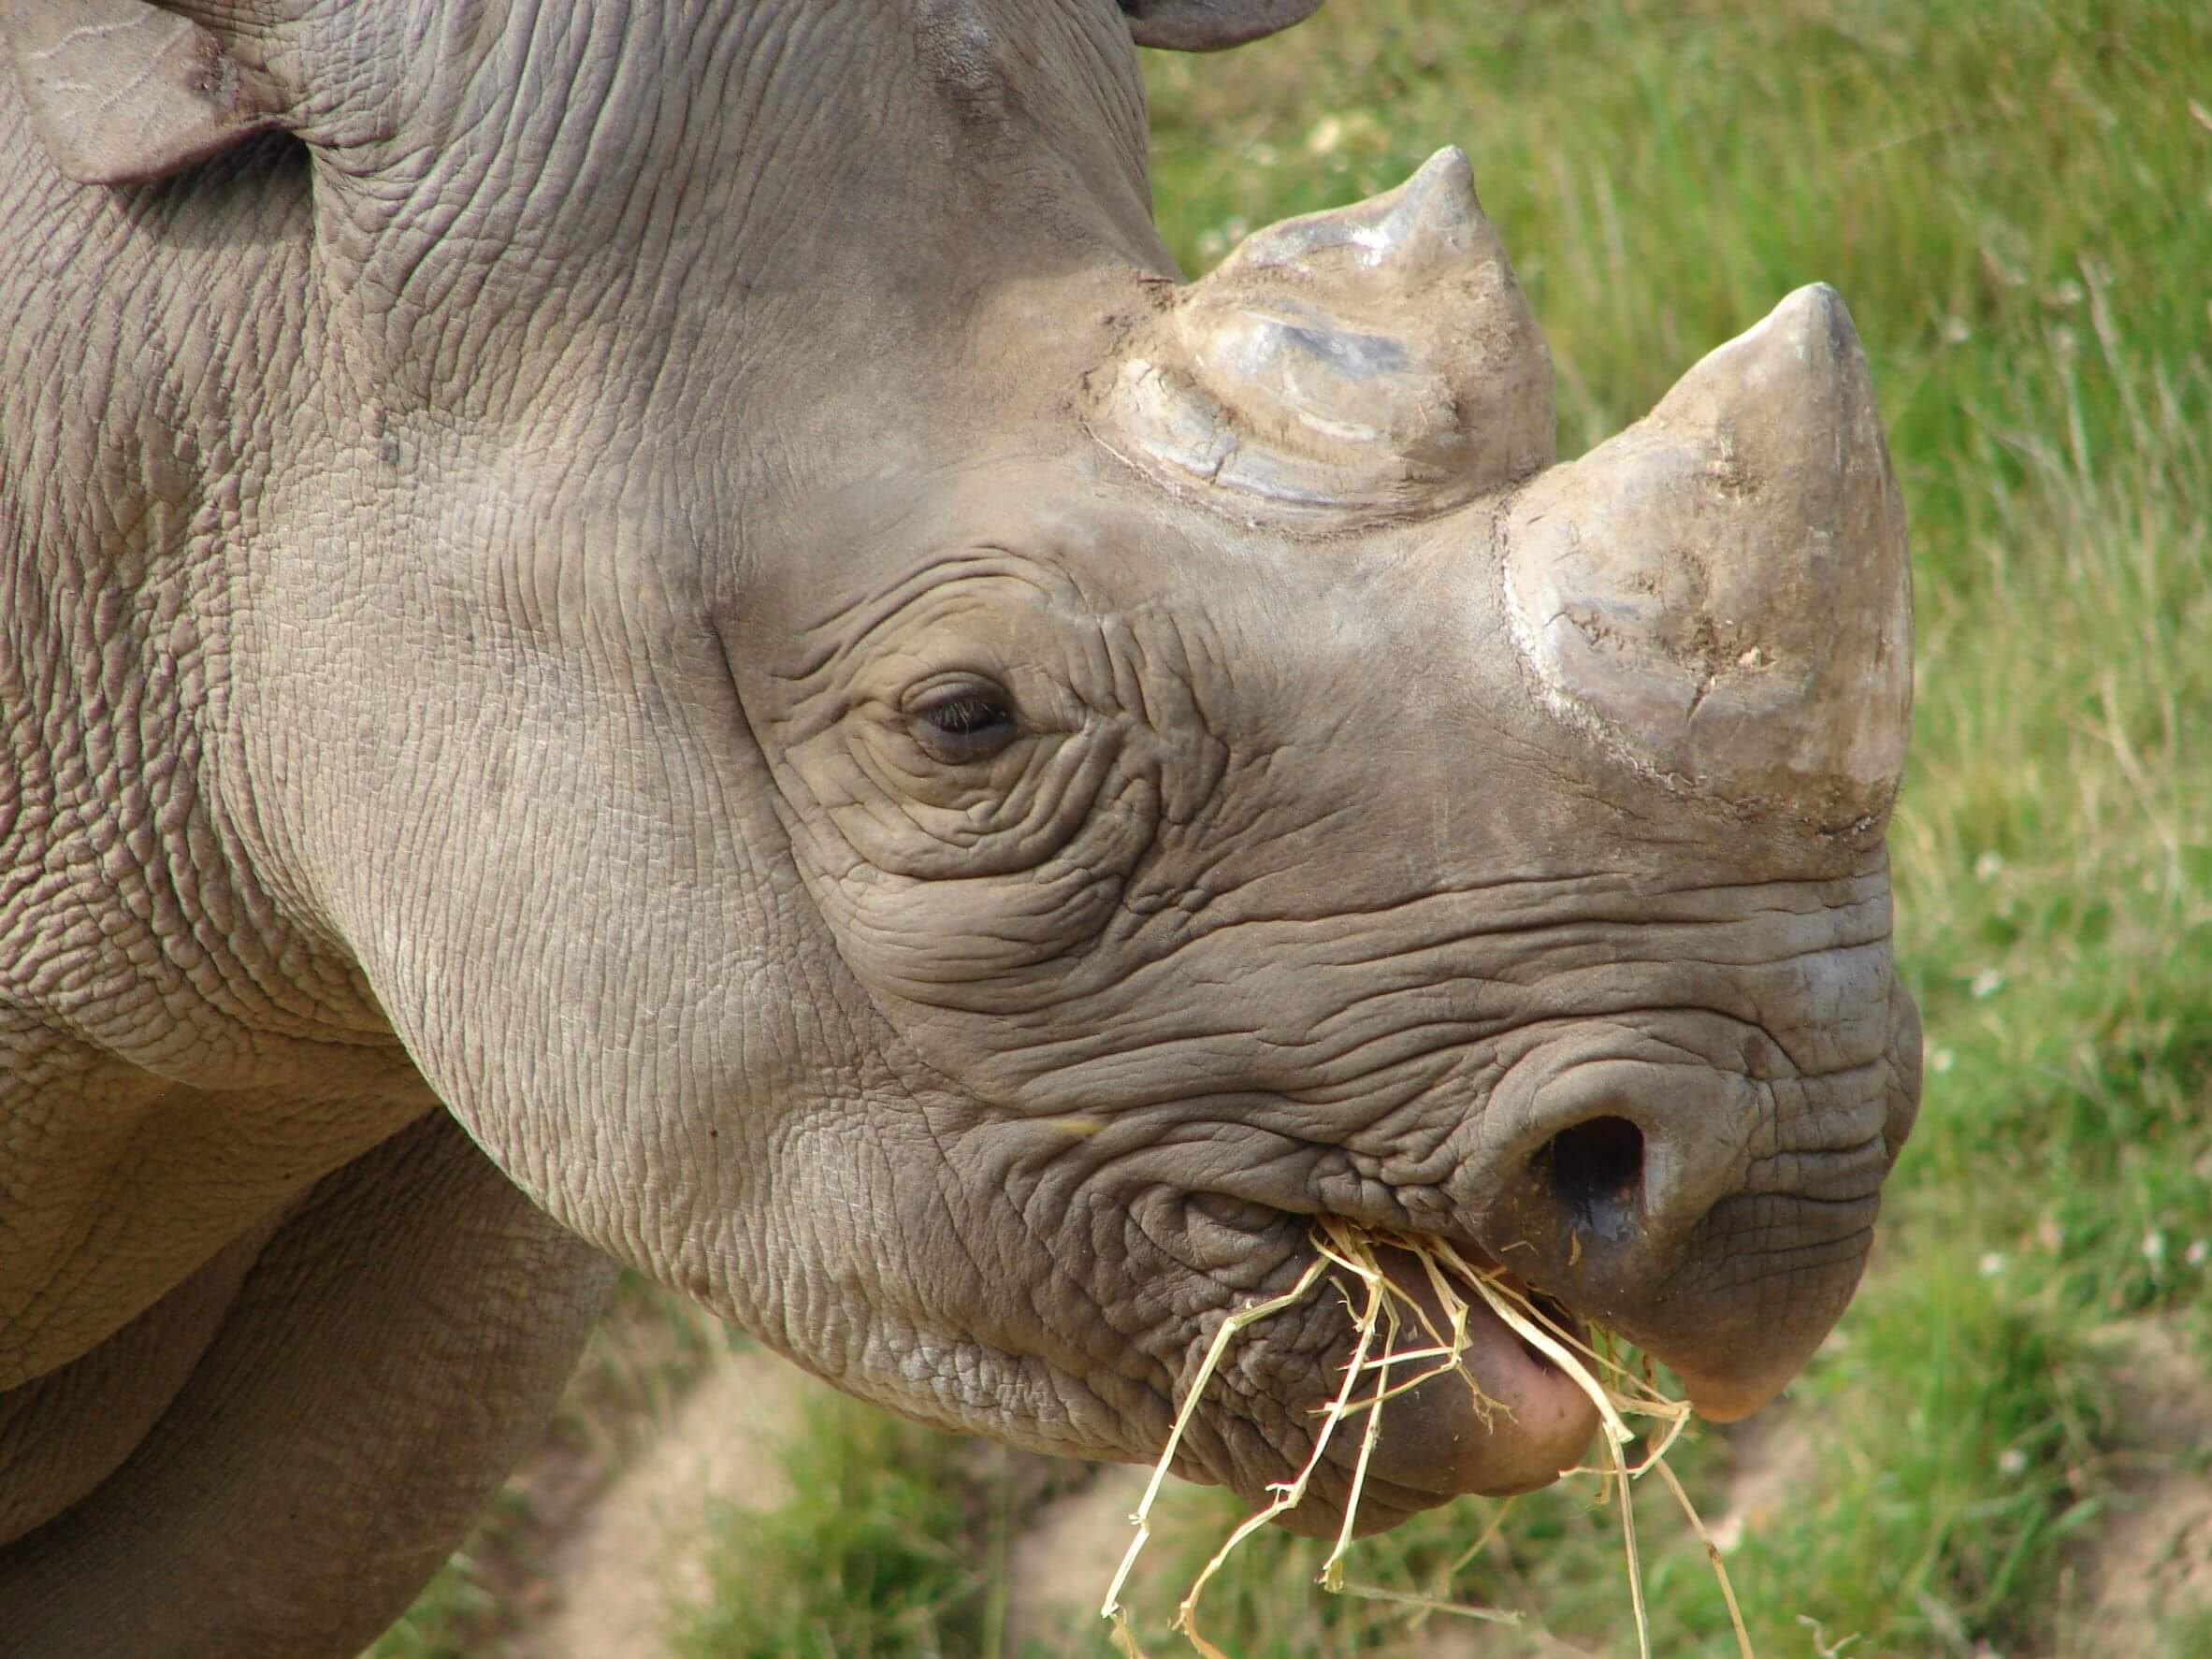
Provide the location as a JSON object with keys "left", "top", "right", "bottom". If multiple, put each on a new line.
{"left": 1092, "top": 149, "right": 1554, "bottom": 524}
{"left": 1501, "top": 285, "right": 1912, "bottom": 830}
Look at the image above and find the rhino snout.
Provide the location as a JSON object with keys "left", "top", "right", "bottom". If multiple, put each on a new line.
{"left": 1446, "top": 1031, "right": 1891, "bottom": 1421}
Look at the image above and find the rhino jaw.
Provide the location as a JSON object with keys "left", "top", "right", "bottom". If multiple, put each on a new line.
{"left": 1500, "top": 283, "right": 1913, "bottom": 830}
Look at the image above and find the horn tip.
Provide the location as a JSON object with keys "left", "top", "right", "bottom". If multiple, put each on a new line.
{"left": 1394, "top": 144, "right": 1486, "bottom": 226}
{"left": 1412, "top": 145, "right": 1476, "bottom": 189}
{"left": 1660, "top": 280, "right": 1878, "bottom": 432}
{"left": 1768, "top": 281, "right": 1860, "bottom": 359}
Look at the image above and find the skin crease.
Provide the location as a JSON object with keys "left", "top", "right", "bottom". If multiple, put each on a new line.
{"left": 0, "top": 1, "right": 1918, "bottom": 1652}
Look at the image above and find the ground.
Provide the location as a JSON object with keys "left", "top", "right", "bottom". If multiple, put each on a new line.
{"left": 370, "top": 1300, "right": 2210, "bottom": 1658}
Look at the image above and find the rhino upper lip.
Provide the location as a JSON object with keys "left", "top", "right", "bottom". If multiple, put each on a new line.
{"left": 1363, "top": 1240, "right": 1583, "bottom": 1377}
{"left": 1212, "top": 1207, "right": 1590, "bottom": 1376}
{"left": 1303, "top": 1237, "right": 1606, "bottom": 1512}
{"left": 1168, "top": 1204, "right": 1607, "bottom": 1512}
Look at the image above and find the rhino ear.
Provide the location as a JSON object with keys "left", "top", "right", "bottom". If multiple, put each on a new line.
{"left": 1120, "top": 0, "right": 1323, "bottom": 50}
{"left": 2, "top": 0, "right": 280, "bottom": 185}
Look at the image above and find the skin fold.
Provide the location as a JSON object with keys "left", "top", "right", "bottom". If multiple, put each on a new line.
{"left": 0, "top": 2, "right": 1920, "bottom": 1653}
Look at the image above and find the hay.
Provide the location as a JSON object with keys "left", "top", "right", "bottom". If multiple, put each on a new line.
{"left": 1101, "top": 1219, "right": 1757, "bottom": 1659}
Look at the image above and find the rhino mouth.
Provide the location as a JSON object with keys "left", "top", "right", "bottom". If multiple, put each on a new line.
{"left": 1359, "top": 1245, "right": 1600, "bottom": 1491}
{"left": 1197, "top": 1229, "right": 1604, "bottom": 1538}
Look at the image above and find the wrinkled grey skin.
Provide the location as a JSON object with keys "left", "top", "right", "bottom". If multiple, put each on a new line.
{"left": 0, "top": 1, "right": 1921, "bottom": 1653}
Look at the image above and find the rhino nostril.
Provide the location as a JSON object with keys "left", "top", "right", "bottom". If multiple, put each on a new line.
{"left": 1539, "top": 1116, "right": 1644, "bottom": 1240}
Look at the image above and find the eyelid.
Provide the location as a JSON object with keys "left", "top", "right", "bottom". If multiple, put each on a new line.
{"left": 902, "top": 674, "right": 1019, "bottom": 763}
{"left": 899, "top": 670, "right": 1005, "bottom": 718}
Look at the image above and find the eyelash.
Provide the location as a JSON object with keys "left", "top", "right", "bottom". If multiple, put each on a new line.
{"left": 905, "top": 681, "right": 1017, "bottom": 762}
{"left": 920, "top": 692, "right": 1007, "bottom": 736}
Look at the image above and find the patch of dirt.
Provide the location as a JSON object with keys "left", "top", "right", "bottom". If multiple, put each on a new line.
{"left": 2054, "top": 1320, "right": 2212, "bottom": 1656}
{"left": 493, "top": 1346, "right": 829, "bottom": 1659}
{"left": 478, "top": 1343, "right": 1143, "bottom": 1659}
{"left": 1707, "top": 1405, "right": 1821, "bottom": 1558}
{"left": 1002, "top": 1461, "right": 1153, "bottom": 1654}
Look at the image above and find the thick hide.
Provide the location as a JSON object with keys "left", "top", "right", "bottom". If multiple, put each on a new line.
{"left": 0, "top": 1, "right": 1918, "bottom": 1651}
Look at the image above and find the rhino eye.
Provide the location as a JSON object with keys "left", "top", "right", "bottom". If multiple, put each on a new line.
{"left": 906, "top": 679, "right": 1017, "bottom": 764}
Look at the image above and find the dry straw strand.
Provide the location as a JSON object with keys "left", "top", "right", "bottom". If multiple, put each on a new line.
{"left": 1099, "top": 1255, "right": 1331, "bottom": 1634}
{"left": 1102, "top": 1219, "right": 1759, "bottom": 1658}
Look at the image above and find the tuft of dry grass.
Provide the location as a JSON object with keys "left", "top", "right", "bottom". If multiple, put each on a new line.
{"left": 1103, "top": 1219, "right": 1753, "bottom": 1659}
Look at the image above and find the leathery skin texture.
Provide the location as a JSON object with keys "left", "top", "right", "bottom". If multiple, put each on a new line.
{"left": 0, "top": 2, "right": 1919, "bottom": 1652}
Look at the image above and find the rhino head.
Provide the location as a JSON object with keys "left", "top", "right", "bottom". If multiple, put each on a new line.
{"left": 6, "top": 0, "right": 1916, "bottom": 1536}
{"left": 720, "top": 153, "right": 1920, "bottom": 1528}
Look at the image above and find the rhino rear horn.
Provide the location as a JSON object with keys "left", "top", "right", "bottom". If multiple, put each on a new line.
{"left": 3, "top": 0, "right": 279, "bottom": 184}
{"left": 1501, "top": 285, "right": 1912, "bottom": 830}
{"left": 1092, "top": 149, "right": 1554, "bottom": 525}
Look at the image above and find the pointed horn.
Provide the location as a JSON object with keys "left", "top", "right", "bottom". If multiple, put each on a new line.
{"left": 1092, "top": 150, "right": 1553, "bottom": 525}
{"left": 1501, "top": 284, "right": 1912, "bottom": 828}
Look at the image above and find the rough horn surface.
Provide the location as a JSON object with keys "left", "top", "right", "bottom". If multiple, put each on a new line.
{"left": 1500, "top": 283, "right": 1912, "bottom": 827}
{"left": 1093, "top": 147, "right": 1553, "bottom": 524}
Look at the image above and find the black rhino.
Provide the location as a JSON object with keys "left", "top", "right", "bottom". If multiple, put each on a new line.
{"left": 0, "top": 1, "right": 1919, "bottom": 1653}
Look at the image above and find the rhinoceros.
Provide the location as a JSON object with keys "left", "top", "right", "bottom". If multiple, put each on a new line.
{"left": 0, "top": 0, "right": 1921, "bottom": 1652}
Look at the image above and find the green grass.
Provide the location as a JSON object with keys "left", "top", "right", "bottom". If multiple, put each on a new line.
{"left": 668, "top": 1392, "right": 1001, "bottom": 1659}
{"left": 366, "top": 1538, "right": 507, "bottom": 1659}
{"left": 390, "top": 2, "right": 2211, "bottom": 1654}
{"left": 1079, "top": 1273, "right": 2112, "bottom": 1658}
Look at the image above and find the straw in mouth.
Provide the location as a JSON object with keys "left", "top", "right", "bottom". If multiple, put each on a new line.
{"left": 1099, "top": 1217, "right": 1758, "bottom": 1659}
